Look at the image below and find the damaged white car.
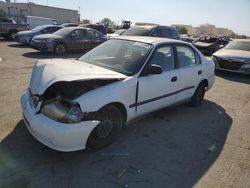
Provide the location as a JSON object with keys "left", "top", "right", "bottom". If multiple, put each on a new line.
{"left": 21, "top": 36, "right": 215, "bottom": 152}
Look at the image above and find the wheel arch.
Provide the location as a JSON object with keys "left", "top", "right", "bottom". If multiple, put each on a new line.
{"left": 200, "top": 79, "right": 208, "bottom": 91}
{"left": 99, "top": 102, "right": 127, "bottom": 126}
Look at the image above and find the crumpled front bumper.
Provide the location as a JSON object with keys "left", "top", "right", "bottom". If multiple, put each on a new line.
{"left": 21, "top": 90, "right": 99, "bottom": 152}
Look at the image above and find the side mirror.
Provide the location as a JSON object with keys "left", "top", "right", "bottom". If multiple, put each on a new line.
{"left": 141, "top": 64, "right": 162, "bottom": 76}
{"left": 42, "top": 29, "right": 47, "bottom": 33}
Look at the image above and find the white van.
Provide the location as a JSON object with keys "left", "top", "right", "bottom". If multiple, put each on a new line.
{"left": 25, "top": 16, "right": 58, "bottom": 29}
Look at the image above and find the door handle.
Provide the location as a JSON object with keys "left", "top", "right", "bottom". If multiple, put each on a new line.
{"left": 171, "top": 76, "right": 178, "bottom": 82}
{"left": 198, "top": 70, "right": 202, "bottom": 75}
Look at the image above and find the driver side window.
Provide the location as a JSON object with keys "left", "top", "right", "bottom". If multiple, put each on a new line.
{"left": 149, "top": 46, "right": 175, "bottom": 72}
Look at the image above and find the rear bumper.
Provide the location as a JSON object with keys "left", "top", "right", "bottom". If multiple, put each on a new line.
{"left": 21, "top": 90, "right": 99, "bottom": 152}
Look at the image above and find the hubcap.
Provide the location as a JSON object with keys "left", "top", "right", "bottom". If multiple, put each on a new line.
{"left": 56, "top": 44, "right": 65, "bottom": 55}
{"left": 96, "top": 119, "right": 113, "bottom": 138}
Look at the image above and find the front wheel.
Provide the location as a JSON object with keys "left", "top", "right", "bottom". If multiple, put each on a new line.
{"left": 189, "top": 82, "right": 206, "bottom": 107}
{"left": 87, "top": 105, "right": 123, "bottom": 149}
{"left": 54, "top": 43, "right": 66, "bottom": 55}
{"left": 8, "top": 30, "right": 17, "bottom": 40}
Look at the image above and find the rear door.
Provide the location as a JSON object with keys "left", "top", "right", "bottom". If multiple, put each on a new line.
{"left": 174, "top": 44, "right": 204, "bottom": 102}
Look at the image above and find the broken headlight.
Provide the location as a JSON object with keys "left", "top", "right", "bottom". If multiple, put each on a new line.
{"left": 41, "top": 100, "right": 84, "bottom": 124}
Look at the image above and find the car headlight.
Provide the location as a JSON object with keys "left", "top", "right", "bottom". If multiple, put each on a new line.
{"left": 41, "top": 101, "right": 84, "bottom": 124}
{"left": 41, "top": 39, "right": 54, "bottom": 43}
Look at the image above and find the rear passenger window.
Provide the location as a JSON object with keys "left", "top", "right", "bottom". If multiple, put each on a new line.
{"left": 149, "top": 46, "right": 175, "bottom": 72}
{"left": 161, "top": 28, "right": 171, "bottom": 38}
{"left": 176, "top": 45, "right": 198, "bottom": 68}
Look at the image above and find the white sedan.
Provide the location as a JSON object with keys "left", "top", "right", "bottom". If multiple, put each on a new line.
{"left": 21, "top": 36, "right": 215, "bottom": 152}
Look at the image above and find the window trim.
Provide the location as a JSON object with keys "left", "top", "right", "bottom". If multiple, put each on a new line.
{"left": 139, "top": 43, "right": 177, "bottom": 77}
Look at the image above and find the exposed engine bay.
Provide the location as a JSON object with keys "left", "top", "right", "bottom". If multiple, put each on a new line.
{"left": 30, "top": 79, "right": 120, "bottom": 124}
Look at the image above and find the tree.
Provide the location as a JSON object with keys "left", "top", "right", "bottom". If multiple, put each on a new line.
{"left": 176, "top": 26, "right": 188, "bottom": 34}
{"left": 100, "top": 18, "right": 114, "bottom": 28}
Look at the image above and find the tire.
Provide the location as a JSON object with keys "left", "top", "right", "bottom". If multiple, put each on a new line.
{"left": 209, "top": 49, "right": 215, "bottom": 56}
{"left": 189, "top": 82, "right": 206, "bottom": 107}
{"left": 8, "top": 30, "right": 17, "bottom": 40}
{"left": 54, "top": 43, "right": 66, "bottom": 55}
{"left": 87, "top": 105, "right": 123, "bottom": 149}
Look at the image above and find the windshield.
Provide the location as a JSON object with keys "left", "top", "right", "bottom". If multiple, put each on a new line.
{"left": 31, "top": 25, "right": 46, "bottom": 32}
{"left": 122, "top": 26, "right": 151, "bottom": 36}
{"left": 53, "top": 27, "right": 72, "bottom": 35}
{"left": 225, "top": 41, "right": 250, "bottom": 51}
{"left": 78, "top": 39, "right": 152, "bottom": 76}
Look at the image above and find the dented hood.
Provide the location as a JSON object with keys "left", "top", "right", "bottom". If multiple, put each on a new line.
{"left": 29, "top": 59, "right": 127, "bottom": 95}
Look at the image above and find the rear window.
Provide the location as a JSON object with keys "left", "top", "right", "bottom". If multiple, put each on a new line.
{"left": 122, "top": 26, "right": 151, "bottom": 36}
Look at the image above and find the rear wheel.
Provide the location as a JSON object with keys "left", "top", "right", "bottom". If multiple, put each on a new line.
{"left": 87, "top": 105, "right": 123, "bottom": 149}
{"left": 54, "top": 43, "right": 66, "bottom": 55}
{"left": 189, "top": 82, "right": 206, "bottom": 106}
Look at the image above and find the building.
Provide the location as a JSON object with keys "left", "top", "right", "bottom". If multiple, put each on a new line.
{"left": 171, "top": 24, "right": 193, "bottom": 35}
{"left": 171, "top": 23, "right": 234, "bottom": 36}
{"left": 199, "top": 23, "right": 216, "bottom": 35}
{"left": 215, "top": 27, "right": 233, "bottom": 36}
{"left": 0, "top": 1, "right": 80, "bottom": 24}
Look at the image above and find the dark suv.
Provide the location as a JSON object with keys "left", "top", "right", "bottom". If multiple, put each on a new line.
{"left": 121, "top": 25, "right": 180, "bottom": 40}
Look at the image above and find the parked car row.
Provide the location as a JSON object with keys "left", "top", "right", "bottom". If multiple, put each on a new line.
{"left": 192, "top": 35, "right": 230, "bottom": 56}
{"left": 212, "top": 39, "right": 250, "bottom": 74}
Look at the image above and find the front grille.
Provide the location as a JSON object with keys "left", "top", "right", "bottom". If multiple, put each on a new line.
{"left": 218, "top": 60, "right": 244, "bottom": 70}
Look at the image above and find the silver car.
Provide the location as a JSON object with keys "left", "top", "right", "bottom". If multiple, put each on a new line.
{"left": 212, "top": 39, "right": 250, "bottom": 74}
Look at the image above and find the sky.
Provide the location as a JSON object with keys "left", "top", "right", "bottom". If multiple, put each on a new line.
{"left": 18, "top": 0, "right": 250, "bottom": 35}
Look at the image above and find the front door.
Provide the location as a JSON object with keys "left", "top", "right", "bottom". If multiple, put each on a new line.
{"left": 136, "top": 45, "right": 179, "bottom": 116}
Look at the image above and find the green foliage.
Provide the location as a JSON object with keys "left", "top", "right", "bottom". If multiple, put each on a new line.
{"left": 176, "top": 26, "right": 188, "bottom": 34}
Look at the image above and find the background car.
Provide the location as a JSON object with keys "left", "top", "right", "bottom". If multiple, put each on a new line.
{"left": 79, "top": 24, "right": 107, "bottom": 35}
{"left": 15, "top": 25, "right": 62, "bottom": 44}
{"left": 25, "top": 16, "right": 58, "bottom": 29}
{"left": 21, "top": 36, "right": 215, "bottom": 151}
{"left": 121, "top": 25, "right": 180, "bottom": 40}
{"left": 193, "top": 35, "right": 230, "bottom": 56}
{"left": 212, "top": 39, "right": 250, "bottom": 74}
{"left": 107, "top": 29, "right": 126, "bottom": 37}
{"left": 61, "top": 23, "right": 79, "bottom": 27}
{"left": 0, "top": 18, "right": 28, "bottom": 39}
{"left": 31, "top": 27, "right": 107, "bottom": 55}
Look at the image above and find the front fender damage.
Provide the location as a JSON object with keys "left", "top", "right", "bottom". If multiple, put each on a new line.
{"left": 30, "top": 79, "right": 122, "bottom": 124}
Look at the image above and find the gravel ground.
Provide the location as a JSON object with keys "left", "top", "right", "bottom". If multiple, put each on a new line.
{"left": 0, "top": 39, "right": 250, "bottom": 188}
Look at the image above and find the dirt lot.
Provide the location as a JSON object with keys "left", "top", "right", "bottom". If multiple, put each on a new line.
{"left": 0, "top": 39, "right": 250, "bottom": 188}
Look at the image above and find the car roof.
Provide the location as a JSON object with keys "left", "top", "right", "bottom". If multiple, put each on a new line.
{"left": 38, "top": 25, "right": 62, "bottom": 28}
{"left": 112, "top": 36, "right": 184, "bottom": 45}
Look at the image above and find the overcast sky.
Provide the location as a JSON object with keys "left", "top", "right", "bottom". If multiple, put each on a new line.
{"left": 18, "top": 0, "right": 250, "bottom": 35}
